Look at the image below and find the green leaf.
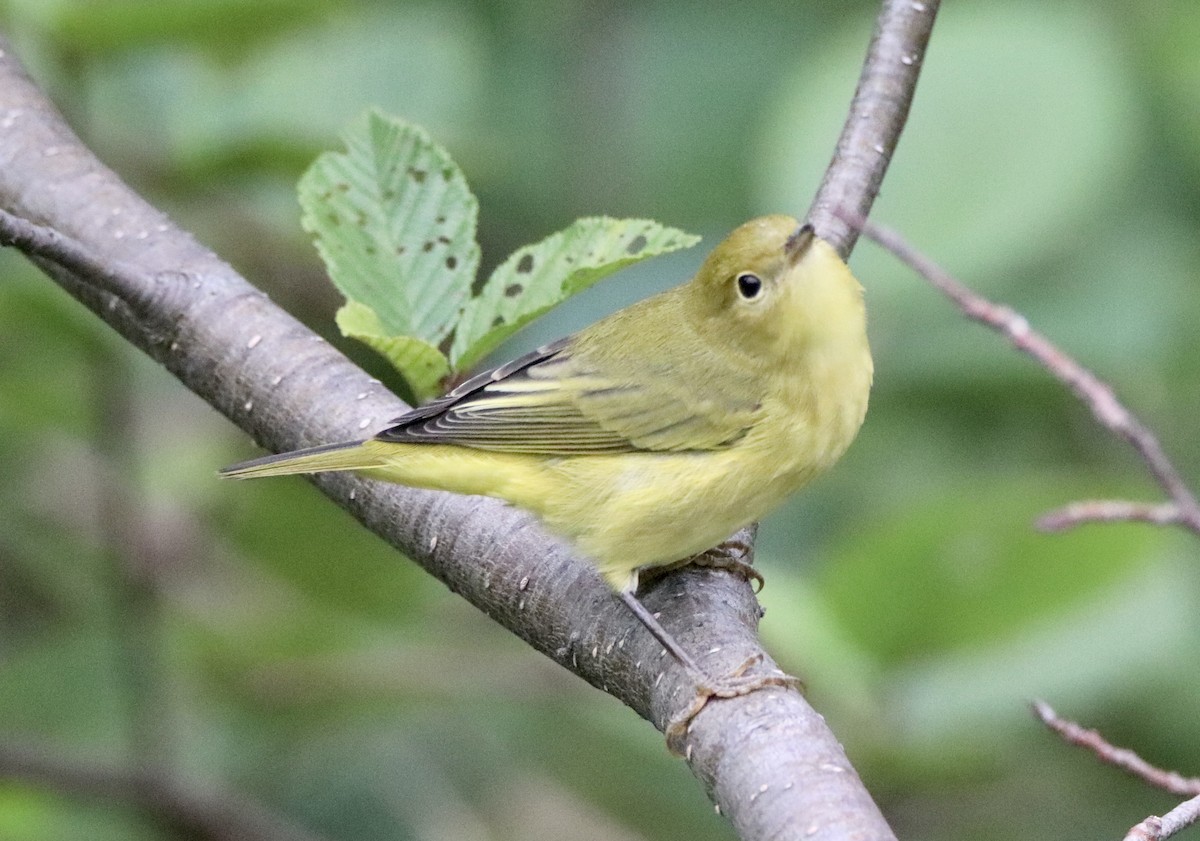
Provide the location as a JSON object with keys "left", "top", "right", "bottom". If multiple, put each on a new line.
{"left": 298, "top": 110, "right": 479, "bottom": 392}
{"left": 335, "top": 301, "right": 450, "bottom": 402}
{"left": 450, "top": 217, "right": 699, "bottom": 370}
{"left": 300, "top": 114, "right": 697, "bottom": 394}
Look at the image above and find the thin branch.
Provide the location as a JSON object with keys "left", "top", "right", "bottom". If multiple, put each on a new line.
{"left": 1033, "top": 703, "right": 1200, "bottom": 841}
{"left": 856, "top": 199, "right": 1200, "bottom": 841}
{"left": 857, "top": 218, "right": 1200, "bottom": 538}
{"left": 807, "top": 0, "right": 940, "bottom": 257}
{"left": 1032, "top": 701, "right": 1200, "bottom": 796}
{"left": 1123, "top": 795, "right": 1200, "bottom": 841}
{"left": 0, "top": 742, "right": 331, "bottom": 841}
{"left": 1037, "top": 500, "right": 1184, "bottom": 532}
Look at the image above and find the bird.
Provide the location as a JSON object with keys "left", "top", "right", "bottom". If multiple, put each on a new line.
{"left": 222, "top": 214, "right": 872, "bottom": 722}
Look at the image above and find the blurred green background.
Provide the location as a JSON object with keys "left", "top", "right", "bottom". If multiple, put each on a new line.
{"left": 2, "top": 1, "right": 1199, "bottom": 839}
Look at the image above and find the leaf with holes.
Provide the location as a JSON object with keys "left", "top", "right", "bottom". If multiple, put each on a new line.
{"left": 450, "top": 217, "right": 700, "bottom": 370}
{"left": 299, "top": 113, "right": 700, "bottom": 396}
{"left": 298, "top": 110, "right": 479, "bottom": 397}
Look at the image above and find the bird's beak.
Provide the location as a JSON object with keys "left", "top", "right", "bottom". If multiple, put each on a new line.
{"left": 784, "top": 223, "right": 815, "bottom": 267}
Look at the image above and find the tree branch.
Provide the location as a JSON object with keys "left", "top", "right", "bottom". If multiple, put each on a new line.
{"left": 1036, "top": 500, "right": 1185, "bottom": 532}
{"left": 0, "top": 1, "right": 935, "bottom": 833}
{"left": 856, "top": 218, "right": 1200, "bottom": 540}
{"left": 1033, "top": 702, "right": 1200, "bottom": 841}
{"left": 807, "top": 0, "right": 940, "bottom": 256}
{"left": 1123, "top": 796, "right": 1200, "bottom": 841}
{"left": 1032, "top": 701, "right": 1200, "bottom": 797}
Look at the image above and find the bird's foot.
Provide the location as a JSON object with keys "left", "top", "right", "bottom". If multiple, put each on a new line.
{"left": 665, "top": 655, "right": 802, "bottom": 754}
{"left": 638, "top": 537, "right": 765, "bottom": 593}
{"left": 688, "top": 538, "right": 764, "bottom": 593}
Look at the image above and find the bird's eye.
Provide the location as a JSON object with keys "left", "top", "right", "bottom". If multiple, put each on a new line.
{"left": 735, "top": 272, "right": 763, "bottom": 300}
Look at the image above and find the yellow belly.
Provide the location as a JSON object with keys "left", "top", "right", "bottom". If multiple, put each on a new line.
{"left": 359, "top": 352, "right": 870, "bottom": 593}
{"left": 530, "top": 449, "right": 807, "bottom": 591}
{"left": 361, "top": 413, "right": 843, "bottom": 593}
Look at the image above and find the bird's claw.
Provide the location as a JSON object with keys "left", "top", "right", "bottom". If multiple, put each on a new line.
{"left": 664, "top": 655, "right": 802, "bottom": 754}
{"left": 637, "top": 537, "right": 765, "bottom": 594}
{"left": 689, "top": 540, "right": 765, "bottom": 593}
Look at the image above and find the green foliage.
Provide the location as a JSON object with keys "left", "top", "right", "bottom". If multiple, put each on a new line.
{"left": 217, "top": 478, "right": 434, "bottom": 626}
{"left": 451, "top": 216, "right": 700, "bottom": 369}
{"left": 300, "top": 111, "right": 699, "bottom": 398}
{"left": 335, "top": 302, "right": 450, "bottom": 402}
{"left": 299, "top": 112, "right": 478, "bottom": 399}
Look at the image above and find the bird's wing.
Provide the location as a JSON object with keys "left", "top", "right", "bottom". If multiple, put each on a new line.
{"left": 375, "top": 337, "right": 761, "bottom": 454}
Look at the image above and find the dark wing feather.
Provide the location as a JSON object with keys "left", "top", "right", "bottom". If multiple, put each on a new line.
{"left": 375, "top": 335, "right": 760, "bottom": 455}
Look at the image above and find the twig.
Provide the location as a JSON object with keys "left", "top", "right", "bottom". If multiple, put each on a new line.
{"left": 1032, "top": 701, "right": 1200, "bottom": 796}
{"left": 0, "top": 742, "right": 331, "bottom": 841}
{"left": 1123, "top": 795, "right": 1200, "bottom": 841}
{"left": 857, "top": 218, "right": 1200, "bottom": 538}
{"left": 1033, "top": 703, "right": 1200, "bottom": 841}
{"left": 858, "top": 210, "right": 1200, "bottom": 839}
{"left": 807, "top": 0, "right": 940, "bottom": 257}
{"left": 1037, "top": 500, "right": 1183, "bottom": 532}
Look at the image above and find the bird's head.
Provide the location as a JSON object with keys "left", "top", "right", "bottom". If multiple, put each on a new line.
{"left": 687, "top": 215, "right": 867, "bottom": 367}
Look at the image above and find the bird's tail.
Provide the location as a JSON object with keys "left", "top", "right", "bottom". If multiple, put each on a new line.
{"left": 219, "top": 439, "right": 382, "bottom": 479}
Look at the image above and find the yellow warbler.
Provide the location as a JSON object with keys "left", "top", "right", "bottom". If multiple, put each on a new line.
{"left": 222, "top": 215, "right": 872, "bottom": 700}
